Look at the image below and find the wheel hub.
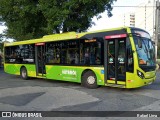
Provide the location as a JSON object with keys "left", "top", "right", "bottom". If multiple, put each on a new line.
{"left": 87, "top": 76, "right": 95, "bottom": 85}
{"left": 22, "top": 71, "right": 26, "bottom": 78}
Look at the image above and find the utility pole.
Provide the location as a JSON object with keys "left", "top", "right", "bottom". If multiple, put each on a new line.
{"left": 155, "top": 0, "right": 160, "bottom": 59}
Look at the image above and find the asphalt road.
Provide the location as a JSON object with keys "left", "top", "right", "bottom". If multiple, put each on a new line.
{"left": 0, "top": 67, "right": 160, "bottom": 119}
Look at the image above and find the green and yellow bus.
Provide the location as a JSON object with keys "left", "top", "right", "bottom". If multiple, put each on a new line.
{"left": 4, "top": 27, "right": 157, "bottom": 88}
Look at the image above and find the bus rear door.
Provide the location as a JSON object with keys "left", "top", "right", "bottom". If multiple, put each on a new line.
{"left": 35, "top": 43, "right": 46, "bottom": 77}
{"left": 104, "top": 34, "right": 127, "bottom": 88}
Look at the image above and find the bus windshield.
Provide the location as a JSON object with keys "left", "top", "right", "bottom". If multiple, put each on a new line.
{"left": 134, "top": 36, "right": 156, "bottom": 71}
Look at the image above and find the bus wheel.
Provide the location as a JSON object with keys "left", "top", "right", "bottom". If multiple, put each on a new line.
{"left": 82, "top": 71, "right": 98, "bottom": 89}
{"left": 20, "top": 67, "right": 28, "bottom": 80}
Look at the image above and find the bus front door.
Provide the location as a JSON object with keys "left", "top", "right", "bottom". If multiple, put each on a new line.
{"left": 104, "top": 34, "right": 127, "bottom": 87}
{"left": 35, "top": 43, "right": 46, "bottom": 77}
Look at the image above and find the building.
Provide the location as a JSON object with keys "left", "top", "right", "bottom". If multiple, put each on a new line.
{"left": 155, "top": 0, "right": 160, "bottom": 40}
{"left": 122, "top": 0, "right": 155, "bottom": 37}
{"left": 122, "top": 13, "right": 135, "bottom": 27}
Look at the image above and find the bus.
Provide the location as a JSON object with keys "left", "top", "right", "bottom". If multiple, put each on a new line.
{"left": 3, "top": 27, "right": 157, "bottom": 88}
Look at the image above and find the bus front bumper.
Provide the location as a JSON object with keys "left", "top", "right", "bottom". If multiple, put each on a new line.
{"left": 143, "top": 77, "right": 156, "bottom": 85}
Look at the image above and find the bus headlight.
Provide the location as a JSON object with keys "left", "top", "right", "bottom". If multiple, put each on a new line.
{"left": 137, "top": 70, "right": 145, "bottom": 79}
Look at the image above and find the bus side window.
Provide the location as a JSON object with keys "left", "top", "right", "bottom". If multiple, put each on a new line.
{"left": 54, "top": 43, "right": 60, "bottom": 63}
{"left": 7, "top": 46, "right": 18, "bottom": 63}
{"left": 80, "top": 39, "right": 102, "bottom": 65}
{"left": 84, "top": 47, "right": 90, "bottom": 64}
{"left": 66, "top": 41, "right": 79, "bottom": 65}
{"left": 46, "top": 42, "right": 61, "bottom": 64}
{"left": 46, "top": 43, "right": 54, "bottom": 63}
{"left": 127, "top": 39, "right": 134, "bottom": 72}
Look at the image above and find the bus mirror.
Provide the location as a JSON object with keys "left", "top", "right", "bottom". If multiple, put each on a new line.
{"left": 151, "top": 41, "right": 155, "bottom": 44}
{"left": 138, "top": 38, "right": 142, "bottom": 48}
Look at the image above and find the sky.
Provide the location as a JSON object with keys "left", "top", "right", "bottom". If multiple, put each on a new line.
{"left": 0, "top": 0, "right": 153, "bottom": 41}
{"left": 88, "top": 0, "right": 151, "bottom": 31}
{"left": 0, "top": 23, "right": 6, "bottom": 34}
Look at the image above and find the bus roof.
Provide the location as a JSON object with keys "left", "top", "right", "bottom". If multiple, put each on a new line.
{"left": 4, "top": 27, "right": 146, "bottom": 47}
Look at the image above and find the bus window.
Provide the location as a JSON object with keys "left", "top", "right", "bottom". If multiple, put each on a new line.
{"left": 46, "top": 42, "right": 61, "bottom": 64}
{"left": 5, "top": 44, "right": 35, "bottom": 64}
{"left": 5, "top": 46, "right": 17, "bottom": 63}
{"left": 108, "top": 40, "right": 115, "bottom": 79}
{"left": 95, "top": 42, "right": 102, "bottom": 64}
{"left": 45, "top": 39, "right": 102, "bottom": 65}
{"left": 80, "top": 39, "right": 102, "bottom": 65}
{"left": 21, "top": 44, "right": 35, "bottom": 63}
{"left": 61, "top": 42, "right": 67, "bottom": 64}
{"left": 54, "top": 48, "right": 60, "bottom": 64}
{"left": 46, "top": 40, "right": 79, "bottom": 65}
{"left": 64, "top": 40, "right": 79, "bottom": 65}
{"left": 126, "top": 39, "right": 133, "bottom": 72}
{"left": 117, "top": 40, "right": 126, "bottom": 80}
{"left": 46, "top": 43, "right": 54, "bottom": 63}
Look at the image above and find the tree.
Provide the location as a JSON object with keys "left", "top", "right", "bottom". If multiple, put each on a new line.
{"left": 0, "top": 0, "right": 48, "bottom": 41}
{"left": 0, "top": 42, "right": 4, "bottom": 53}
{"left": 0, "top": 35, "right": 2, "bottom": 42}
{"left": 0, "top": 0, "right": 116, "bottom": 41}
{"left": 0, "top": 33, "right": 3, "bottom": 52}
{"left": 158, "top": 40, "right": 160, "bottom": 59}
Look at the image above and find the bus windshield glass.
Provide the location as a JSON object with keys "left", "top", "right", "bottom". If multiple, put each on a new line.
{"left": 134, "top": 36, "right": 156, "bottom": 71}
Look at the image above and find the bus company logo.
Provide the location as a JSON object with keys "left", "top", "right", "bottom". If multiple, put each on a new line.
{"left": 2, "top": 112, "right": 11, "bottom": 117}
{"left": 62, "top": 70, "right": 77, "bottom": 75}
{"left": 1, "top": 112, "right": 42, "bottom": 118}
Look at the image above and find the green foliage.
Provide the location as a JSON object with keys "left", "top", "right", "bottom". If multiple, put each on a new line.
{"left": 0, "top": 33, "right": 3, "bottom": 42}
{"left": 0, "top": 34, "right": 3, "bottom": 52}
{"left": 0, "top": 42, "right": 3, "bottom": 52}
{"left": 0, "top": 0, "right": 116, "bottom": 41}
{"left": 0, "top": 0, "right": 48, "bottom": 41}
{"left": 158, "top": 41, "right": 160, "bottom": 59}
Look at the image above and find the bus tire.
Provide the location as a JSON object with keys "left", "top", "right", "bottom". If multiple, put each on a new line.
{"left": 20, "top": 67, "right": 28, "bottom": 80}
{"left": 82, "top": 71, "right": 98, "bottom": 89}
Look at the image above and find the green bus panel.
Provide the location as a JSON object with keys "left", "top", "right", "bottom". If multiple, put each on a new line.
{"left": 45, "top": 65, "right": 105, "bottom": 85}
{"left": 4, "top": 64, "right": 37, "bottom": 77}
